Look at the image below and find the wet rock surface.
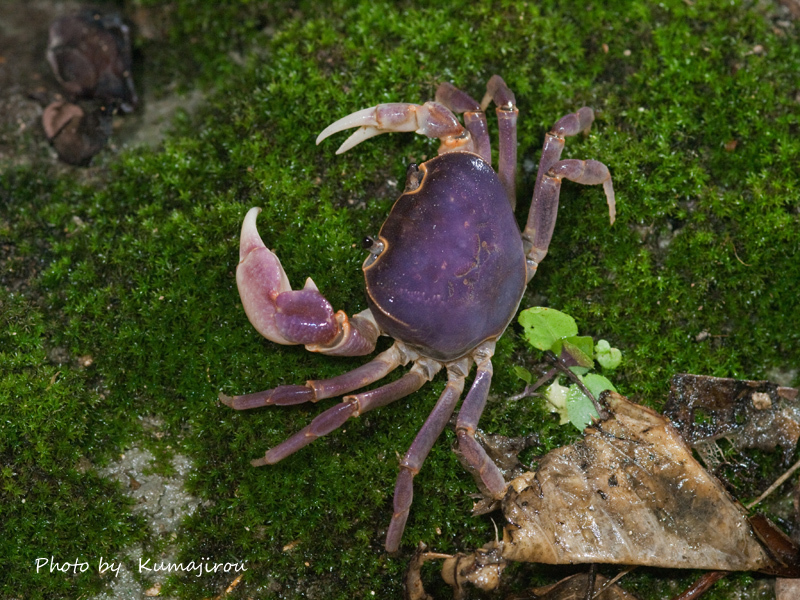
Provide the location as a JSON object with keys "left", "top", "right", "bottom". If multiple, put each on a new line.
{"left": 92, "top": 445, "right": 201, "bottom": 600}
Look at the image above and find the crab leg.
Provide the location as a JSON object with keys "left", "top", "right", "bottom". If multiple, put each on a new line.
{"left": 386, "top": 358, "right": 470, "bottom": 552}
{"left": 533, "top": 106, "right": 595, "bottom": 200}
{"left": 454, "top": 342, "right": 507, "bottom": 498}
{"left": 219, "top": 342, "right": 411, "bottom": 410}
{"left": 521, "top": 107, "right": 616, "bottom": 274}
{"left": 435, "top": 82, "right": 491, "bottom": 163}
{"left": 523, "top": 158, "right": 615, "bottom": 268}
{"left": 481, "top": 75, "right": 518, "bottom": 209}
{"left": 236, "top": 207, "right": 379, "bottom": 356}
{"left": 251, "top": 357, "right": 442, "bottom": 467}
{"left": 316, "top": 101, "right": 472, "bottom": 155}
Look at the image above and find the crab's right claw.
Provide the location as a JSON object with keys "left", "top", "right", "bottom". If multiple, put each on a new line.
{"left": 236, "top": 208, "right": 379, "bottom": 356}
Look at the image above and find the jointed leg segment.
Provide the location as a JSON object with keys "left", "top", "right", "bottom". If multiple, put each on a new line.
{"left": 435, "top": 82, "right": 491, "bottom": 163}
{"left": 522, "top": 106, "right": 616, "bottom": 278}
{"left": 454, "top": 343, "right": 507, "bottom": 499}
{"left": 251, "top": 355, "right": 442, "bottom": 467}
{"left": 219, "top": 343, "right": 408, "bottom": 410}
{"left": 534, "top": 106, "right": 595, "bottom": 194}
{"left": 525, "top": 158, "right": 615, "bottom": 266}
{"left": 481, "top": 75, "right": 519, "bottom": 209}
{"left": 386, "top": 358, "right": 470, "bottom": 552}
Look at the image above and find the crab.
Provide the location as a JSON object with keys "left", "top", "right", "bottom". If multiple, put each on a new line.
{"left": 220, "top": 75, "right": 616, "bottom": 552}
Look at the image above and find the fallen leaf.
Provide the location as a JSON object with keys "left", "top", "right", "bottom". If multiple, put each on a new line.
{"left": 437, "top": 393, "right": 800, "bottom": 596}
{"left": 664, "top": 373, "right": 800, "bottom": 464}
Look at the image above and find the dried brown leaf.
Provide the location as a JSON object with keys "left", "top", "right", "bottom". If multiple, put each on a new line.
{"left": 438, "top": 393, "right": 800, "bottom": 597}
{"left": 663, "top": 374, "right": 800, "bottom": 463}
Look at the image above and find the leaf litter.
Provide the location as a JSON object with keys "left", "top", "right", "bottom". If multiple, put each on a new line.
{"left": 408, "top": 385, "right": 800, "bottom": 599}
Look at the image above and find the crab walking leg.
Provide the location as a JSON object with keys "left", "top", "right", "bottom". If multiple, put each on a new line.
{"left": 251, "top": 358, "right": 442, "bottom": 467}
{"left": 435, "top": 82, "right": 491, "bottom": 163}
{"left": 237, "top": 207, "right": 380, "bottom": 356}
{"left": 522, "top": 107, "right": 610, "bottom": 274}
{"left": 219, "top": 342, "right": 414, "bottom": 410}
{"left": 454, "top": 343, "right": 507, "bottom": 498}
{"left": 533, "top": 107, "right": 595, "bottom": 201}
{"left": 316, "top": 101, "right": 472, "bottom": 155}
{"left": 523, "top": 159, "right": 615, "bottom": 270}
{"left": 386, "top": 359, "right": 470, "bottom": 552}
{"left": 480, "top": 75, "right": 518, "bottom": 209}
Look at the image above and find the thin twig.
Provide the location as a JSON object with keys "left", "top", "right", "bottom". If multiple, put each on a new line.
{"left": 546, "top": 351, "right": 610, "bottom": 419}
{"left": 583, "top": 563, "right": 597, "bottom": 600}
{"left": 209, "top": 573, "right": 244, "bottom": 599}
{"left": 508, "top": 367, "right": 558, "bottom": 401}
{"left": 590, "top": 566, "right": 637, "bottom": 599}
{"left": 729, "top": 239, "right": 752, "bottom": 267}
{"left": 746, "top": 455, "right": 800, "bottom": 510}
{"left": 671, "top": 571, "right": 728, "bottom": 600}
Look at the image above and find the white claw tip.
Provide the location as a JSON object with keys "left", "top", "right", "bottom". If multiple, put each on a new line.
{"left": 239, "top": 207, "right": 265, "bottom": 262}
{"left": 336, "top": 126, "right": 384, "bottom": 155}
{"left": 317, "top": 107, "right": 381, "bottom": 149}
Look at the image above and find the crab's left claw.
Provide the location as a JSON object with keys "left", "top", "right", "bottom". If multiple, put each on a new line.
{"left": 316, "top": 102, "right": 471, "bottom": 155}
{"left": 236, "top": 207, "right": 379, "bottom": 356}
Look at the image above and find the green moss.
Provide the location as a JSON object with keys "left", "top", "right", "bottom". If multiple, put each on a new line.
{"left": 2, "top": 0, "right": 799, "bottom": 598}
{"left": 0, "top": 282, "right": 144, "bottom": 598}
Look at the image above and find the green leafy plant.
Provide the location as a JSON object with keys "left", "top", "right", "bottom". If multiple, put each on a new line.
{"left": 517, "top": 307, "right": 621, "bottom": 430}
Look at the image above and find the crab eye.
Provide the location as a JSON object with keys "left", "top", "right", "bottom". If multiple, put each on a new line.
{"left": 404, "top": 162, "right": 423, "bottom": 192}
{"left": 362, "top": 236, "right": 384, "bottom": 268}
{"left": 362, "top": 236, "right": 384, "bottom": 254}
{"left": 366, "top": 237, "right": 384, "bottom": 255}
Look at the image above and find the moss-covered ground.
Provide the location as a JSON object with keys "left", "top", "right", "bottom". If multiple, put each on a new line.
{"left": 1, "top": 0, "right": 799, "bottom": 598}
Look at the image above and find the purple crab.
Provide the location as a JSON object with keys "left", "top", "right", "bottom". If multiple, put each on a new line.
{"left": 220, "top": 76, "right": 615, "bottom": 552}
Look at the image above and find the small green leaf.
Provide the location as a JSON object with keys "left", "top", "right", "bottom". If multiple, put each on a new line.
{"left": 568, "top": 365, "right": 591, "bottom": 376}
{"left": 513, "top": 365, "right": 532, "bottom": 384}
{"left": 583, "top": 373, "right": 617, "bottom": 397}
{"left": 562, "top": 335, "right": 595, "bottom": 368}
{"left": 595, "top": 339, "right": 622, "bottom": 370}
{"left": 519, "top": 307, "right": 578, "bottom": 351}
{"left": 566, "top": 385, "right": 599, "bottom": 431}
{"left": 565, "top": 374, "right": 617, "bottom": 430}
